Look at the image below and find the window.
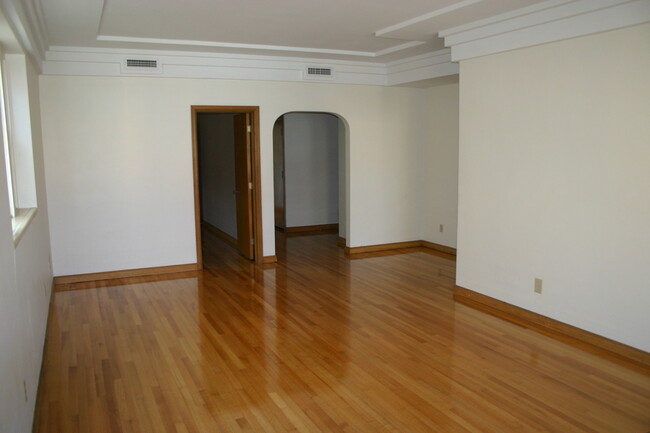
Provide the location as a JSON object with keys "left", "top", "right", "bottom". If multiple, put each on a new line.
{"left": 1, "top": 59, "right": 16, "bottom": 218}
{"left": 1, "top": 52, "right": 38, "bottom": 245}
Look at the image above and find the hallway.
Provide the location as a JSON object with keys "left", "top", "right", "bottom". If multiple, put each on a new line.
{"left": 35, "top": 232, "right": 649, "bottom": 432}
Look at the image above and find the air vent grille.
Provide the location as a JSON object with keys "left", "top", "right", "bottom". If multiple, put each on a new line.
{"left": 126, "top": 59, "right": 158, "bottom": 68}
{"left": 304, "top": 66, "right": 335, "bottom": 81}
{"left": 307, "top": 67, "right": 332, "bottom": 76}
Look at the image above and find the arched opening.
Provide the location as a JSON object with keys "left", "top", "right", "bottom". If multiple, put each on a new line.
{"left": 272, "top": 112, "right": 348, "bottom": 248}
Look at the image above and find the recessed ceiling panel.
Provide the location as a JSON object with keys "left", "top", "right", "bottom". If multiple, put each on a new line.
{"left": 378, "top": 0, "right": 560, "bottom": 41}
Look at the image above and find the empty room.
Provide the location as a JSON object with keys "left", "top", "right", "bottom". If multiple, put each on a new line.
{"left": 0, "top": 0, "right": 649, "bottom": 432}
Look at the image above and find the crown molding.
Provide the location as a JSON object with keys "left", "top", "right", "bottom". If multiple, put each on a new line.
{"left": 375, "top": 0, "right": 482, "bottom": 37}
{"left": 97, "top": 35, "right": 427, "bottom": 59}
{"left": 0, "top": 0, "right": 49, "bottom": 70}
{"left": 386, "top": 49, "right": 459, "bottom": 86}
{"left": 42, "top": 46, "right": 458, "bottom": 87}
{"left": 440, "top": 0, "right": 650, "bottom": 61}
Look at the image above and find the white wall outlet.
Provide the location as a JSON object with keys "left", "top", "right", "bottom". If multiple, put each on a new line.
{"left": 439, "top": 224, "right": 444, "bottom": 233}
{"left": 534, "top": 278, "right": 543, "bottom": 294}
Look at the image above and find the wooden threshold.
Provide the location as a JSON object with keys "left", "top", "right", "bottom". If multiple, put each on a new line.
{"left": 54, "top": 263, "right": 200, "bottom": 286}
{"left": 454, "top": 285, "right": 650, "bottom": 373}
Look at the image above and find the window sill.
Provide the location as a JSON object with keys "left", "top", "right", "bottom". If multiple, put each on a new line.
{"left": 12, "top": 207, "right": 37, "bottom": 247}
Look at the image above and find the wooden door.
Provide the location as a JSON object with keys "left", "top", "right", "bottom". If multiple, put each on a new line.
{"left": 233, "top": 113, "right": 254, "bottom": 259}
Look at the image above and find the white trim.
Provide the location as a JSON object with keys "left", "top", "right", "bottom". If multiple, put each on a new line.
{"left": 374, "top": 41, "right": 426, "bottom": 56}
{"left": 438, "top": 0, "right": 573, "bottom": 38}
{"left": 0, "top": 0, "right": 49, "bottom": 69}
{"left": 97, "top": 34, "right": 427, "bottom": 59}
{"left": 386, "top": 50, "right": 459, "bottom": 86}
{"left": 97, "top": 35, "right": 378, "bottom": 58}
{"left": 440, "top": 0, "right": 650, "bottom": 61}
{"left": 41, "top": 46, "right": 461, "bottom": 87}
{"left": 375, "top": 0, "right": 483, "bottom": 37}
{"left": 42, "top": 46, "right": 389, "bottom": 86}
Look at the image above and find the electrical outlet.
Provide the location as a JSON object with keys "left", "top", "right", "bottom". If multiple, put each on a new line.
{"left": 534, "top": 278, "right": 543, "bottom": 294}
{"left": 439, "top": 224, "right": 444, "bottom": 233}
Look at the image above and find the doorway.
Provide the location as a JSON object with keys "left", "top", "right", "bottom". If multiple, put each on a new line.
{"left": 273, "top": 112, "right": 346, "bottom": 241}
{"left": 192, "top": 106, "right": 263, "bottom": 266}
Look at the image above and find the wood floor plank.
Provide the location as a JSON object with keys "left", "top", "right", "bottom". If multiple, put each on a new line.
{"left": 36, "top": 231, "right": 650, "bottom": 432}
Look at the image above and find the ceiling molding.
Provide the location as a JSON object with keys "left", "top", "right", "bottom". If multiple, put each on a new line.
{"left": 386, "top": 49, "right": 459, "bottom": 86}
{"left": 97, "top": 34, "right": 426, "bottom": 59}
{"left": 374, "top": 0, "right": 482, "bottom": 37}
{"left": 42, "top": 46, "right": 458, "bottom": 87}
{"left": 0, "top": 0, "right": 50, "bottom": 69}
{"left": 374, "top": 41, "right": 426, "bottom": 57}
{"left": 440, "top": 0, "right": 650, "bottom": 61}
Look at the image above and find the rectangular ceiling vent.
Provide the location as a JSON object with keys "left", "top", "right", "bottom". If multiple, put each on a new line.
{"left": 121, "top": 57, "right": 162, "bottom": 75}
{"left": 304, "top": 66, "right": 335, "bottom": 81}
{"left": 126, "top": 59, "right": 157, "bottom": 68}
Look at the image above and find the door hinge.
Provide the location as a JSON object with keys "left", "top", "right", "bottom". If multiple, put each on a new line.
{"left": 248, "top": 182, "right": 253, "bottom": 190}
{"left": 247, "top": 125, "right": 251, "bottom": 133}
{"left": 250, "top": 238, "right": 255, "bottom": 245}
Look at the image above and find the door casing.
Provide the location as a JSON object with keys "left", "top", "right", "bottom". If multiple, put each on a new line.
{"left": 191, "top": 106, "right": 263, "bottom": 266}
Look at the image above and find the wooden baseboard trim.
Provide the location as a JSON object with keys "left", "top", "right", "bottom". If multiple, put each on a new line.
{"left": 346, "top": 240, "right": 457, "bottom": 256}
{"left": 345, "top": 241, "right": 421, "bottom": 255}
{"left": 262, "top": 255, "right": 277, "bottom": 264}
{"left": 284, "top": 224, "right": 339, "bottom": 234}
{"left": 32, "top": 279, "right": 56, "bottom": 431}
{"left": 202, "top": 221, "right": 237, "bottom": 249}
{"left": 337, "top": 237, "right": 346, "bottom": 247}
{"left": 54, "top": 263, "right": 200, "bottom": 285}
{"left": 421, "top": 241, "right": 457, "bottom": 256}
{"left": 453, "top": 285, "right": 650, "bottom": 373}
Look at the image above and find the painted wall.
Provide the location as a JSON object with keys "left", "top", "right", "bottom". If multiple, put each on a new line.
{"left": 0, "top": 55, "right": 53, "bottom": 433}
{"left": 419, "top": 81, "right": 459, "bottom": 248}
{"left": 197, "top": 113, "right": 237, "bottom": 239}
{"left": 456, "top": 24, "right": 650, "bottom": 351}
{"left": 40, "top": 77, "right": 450, "bottom": 275}
{"left": 283, "top": 112, "right": 339, "bottom": 228}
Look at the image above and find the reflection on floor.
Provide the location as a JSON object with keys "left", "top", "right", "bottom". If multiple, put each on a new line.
{"left": 35, "top": 230, "right": 650, "bottom": 432}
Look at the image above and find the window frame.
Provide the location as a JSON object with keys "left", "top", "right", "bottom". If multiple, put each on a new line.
{"left": 0, "top": 53, "right": 38, "bottom": 246}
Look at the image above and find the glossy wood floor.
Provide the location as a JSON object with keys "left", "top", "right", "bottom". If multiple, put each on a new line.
{"left": 36, "top": 231, "right": 650, "bottom": 432}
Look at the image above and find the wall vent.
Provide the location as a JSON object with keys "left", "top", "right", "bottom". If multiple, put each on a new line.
{"left": 304, "top": 66, "right": 335, "bottom": 81}
{"left": 126, "top": 59, "right": 158, "bottom": 68}
{"left": 121, "top": 57, "right": 162, "bottom": 75}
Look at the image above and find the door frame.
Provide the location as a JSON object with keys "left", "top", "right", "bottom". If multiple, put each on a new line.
{"left": 191, "top": 106, "right": 264, "bottom": 266}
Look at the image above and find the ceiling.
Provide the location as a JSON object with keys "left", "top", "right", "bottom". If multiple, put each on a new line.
{"left": 39, "top": 0, "right": 556, "bottom": 63}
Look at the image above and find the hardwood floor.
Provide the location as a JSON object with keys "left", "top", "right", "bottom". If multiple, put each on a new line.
{"left": 36, "top": 231, "right": 650, "bottom": 432}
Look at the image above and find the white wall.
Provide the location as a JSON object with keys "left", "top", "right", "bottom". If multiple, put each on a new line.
{"left": 40, "top": 77, "right": 440, "bottom": 275}
{"left": 0, "top": 56, "right": 53, "bottom": 433}
{"left": 456, "top": 24, "right": 650, "bottom": 351}
{"left": 419, "top": 81, "right": 459, "bottom": 248}
{"left": 197, "top": 113, "right": 237, "bottom": 239}
{"left": 284, "top": 112, "right": 339, "bottom": 228}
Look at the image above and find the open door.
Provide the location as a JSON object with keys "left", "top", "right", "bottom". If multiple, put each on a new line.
{"left": 233, "top": 113, "right": 254, "bottom": 259}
